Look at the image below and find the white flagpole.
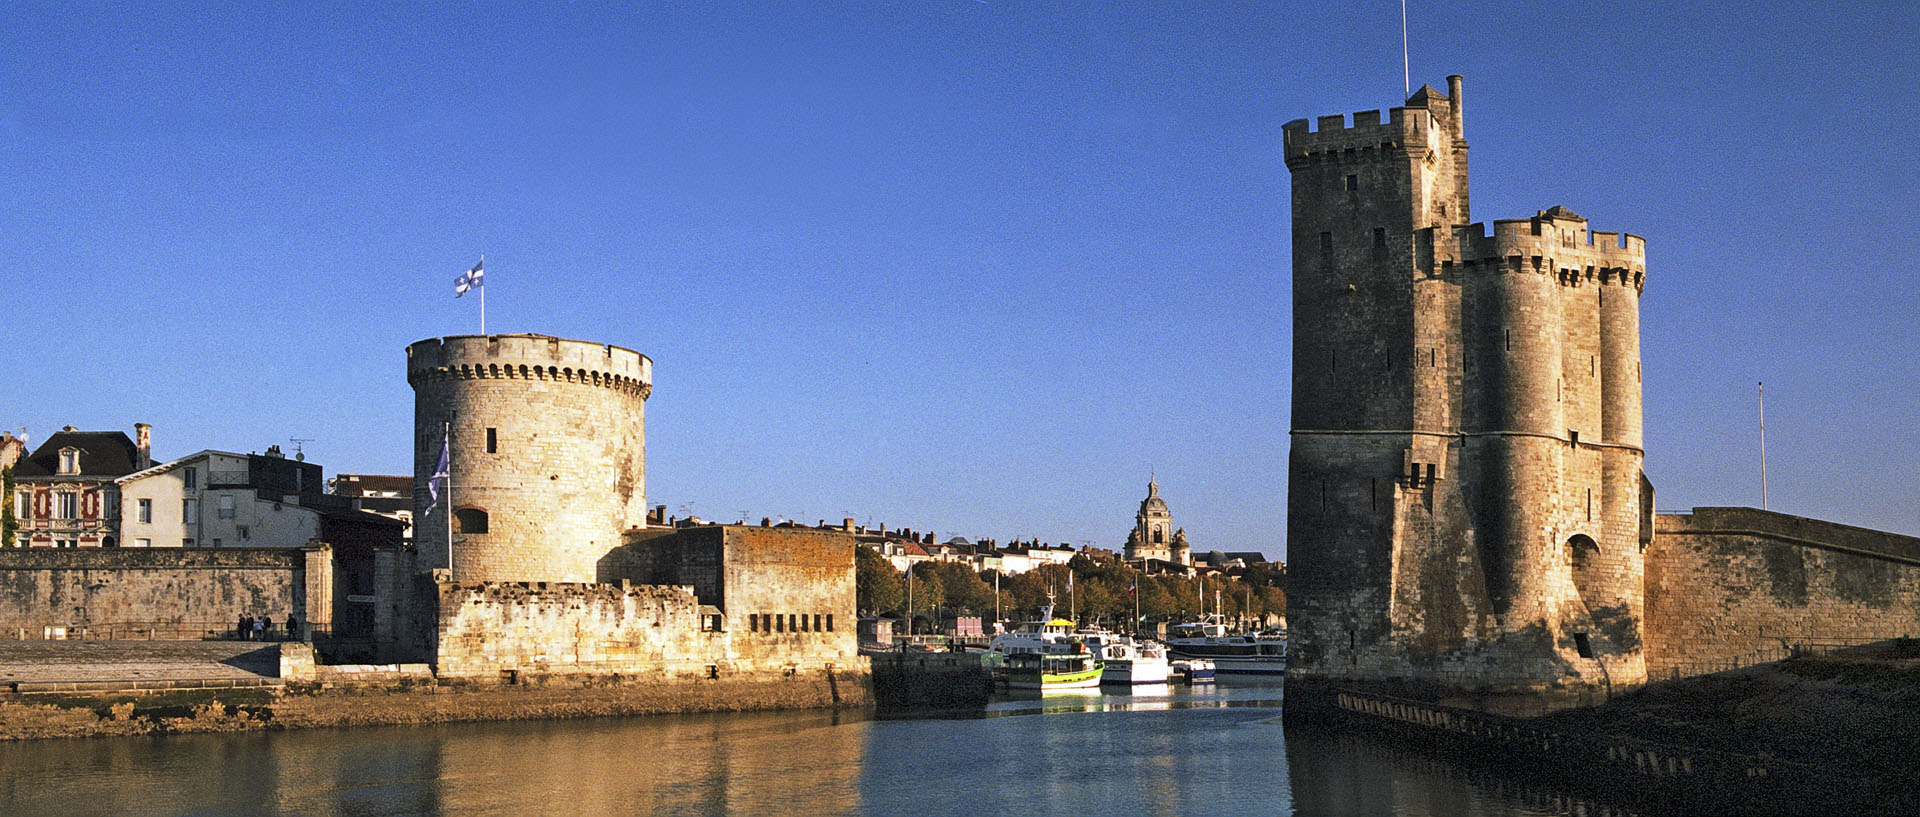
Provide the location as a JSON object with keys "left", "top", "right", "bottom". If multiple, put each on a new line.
{"left": 1758, "top": 382, "right": 1769, "bottom": 510}
{"left": 1401, "top": 0, "right": 1411, "bottom": 97}
{"left": 445, "top": 421, "right": 454, "bottom": 581}
{"left": 479, "top": 255, "right": 486, "bottom": 335}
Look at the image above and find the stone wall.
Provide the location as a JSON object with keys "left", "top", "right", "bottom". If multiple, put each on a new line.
{"left": 430, "top": 580, "right": 722, "bottom": 679}
{"left": 1646, "top": 508, "right": 1920, "bottom": 679}
{"left": 0, "top": 547, "right": 331, "bottom": 639}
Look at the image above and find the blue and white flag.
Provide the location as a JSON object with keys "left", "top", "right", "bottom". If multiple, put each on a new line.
{"left": 455, "top": 259, "right": 484, "bottom": 297}
{"left": 425, "top": 433, "right": 450, "bottom": 516}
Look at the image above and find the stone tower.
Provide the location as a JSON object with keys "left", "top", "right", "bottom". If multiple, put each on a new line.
{"left": 1284, "top": 77, "right": 1649, "bottom": 698}
{"left": 1126, "top": 480, "right": 1189, "bottom": 565}
{"left": 409, "top": 334, "right": 652, "bottom": 584}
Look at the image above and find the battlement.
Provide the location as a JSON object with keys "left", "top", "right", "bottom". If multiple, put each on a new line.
{"left": 1437, "top": 209, "right": 1646, "bottom": 285}
{"left": 407, "top": 334, "right": 652, "bottom": 395}
{"left": 1283, "top": 78, "right": 1462, "bottom": 164}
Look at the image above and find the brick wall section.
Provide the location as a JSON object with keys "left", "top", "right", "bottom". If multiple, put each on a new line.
{"left": 0, "top": 547, "right": 329, "bottom": 638}
{"left": 1646, "top": 508, "right": 1920, "bottom": 678}
{"left": 408, "top": 334, "right": 651, "bottom": 584}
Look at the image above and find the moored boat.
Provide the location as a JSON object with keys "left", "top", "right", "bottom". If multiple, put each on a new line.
{"left": 1080, "top": 630, "right": 1172, "bottom": 685}
{"left": 1170, "top": 657, "right": 1215, "bottom": 684}
{"left": 1163, "top": 616, "right": 1286, "bottom": 676}
{"left": 1002, "top": 649, "right": 1104, "bottom": 690}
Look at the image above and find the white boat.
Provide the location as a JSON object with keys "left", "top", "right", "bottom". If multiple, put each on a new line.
{"left": 1163, "top": 616, "right": 1286, "bottom": 676}
{"left": 1170, "top": 657, "right": 1216, "bottom": 684}
{"left": 981, "top": 614, "right": 1080, "bottom": 673}
{"left": 1079, "top": 630, "right": 1171, "bottom": 685}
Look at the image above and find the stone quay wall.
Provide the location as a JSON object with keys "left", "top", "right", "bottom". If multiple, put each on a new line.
{"left": 0, "top": 547, "right": 332, "bottom": 640}
{"left": 1646, "top": 507, "right": 1920, "bottom": 679}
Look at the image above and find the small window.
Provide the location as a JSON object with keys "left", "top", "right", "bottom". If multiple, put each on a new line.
{"left": 212, "top": 538, "right": 222, "bottom": 547}
{"left": 486, "top": 428, "right": 497, "bottom": 454}
{"left": 1344, "top": 174, "right": 1358, "bottom": 191}
{"left": 1373, "top": 227, "right": 1387, "bottom": 246}
{"left": 1319, "top": 232, "right": 1332, "bottom": 253}
{"left": 1569, "top": 430, "right": 1579, "bottom": 447}
{"left": 238, "top": 525, "right": 250, "bottom": 540}
{"left": 789, "top": 614, "right": 798, "bottom": 632}
{"left": 813, "top": 614, "right": 822, "bottom": 632}
{"left": 13, "top": 492, "right": 26, "bottom": 521}
{"left": 454, "top": 508, "right": 489, "bottom": 534}
{"left": 775, "top": 615, "right": 784, "bottom": 633}
{"left": 135, "top": 538, "right": 151, "bottom": 548}
{"left": 183, "top": 538, "right": 195, "bottom": 547}
{"left": 183, "top": 498, "right": 198, "bottom": 525}
{"left": 137, "top": 498, "right": 153, "bottom": 523}
{"left": 217, "top": 494, "right": 235, "bottom": 519}
{"left": 1573, "top": 632, "right": 1594, "bottom": 659}
{"left": 58, "top": 450, "right": 79, "bottom": 474}
{"left": 749, "top": 613, "right": 759, "bottom": 632}
{"left": 56, "top": 493, "right": 78, "bottom": 520}
{"left": 825, "top": 614, "right": 834, "bottom": 632}
{"left": 800, "top": 615, "right": 810, "bottom": 632}
{"left": 183, "top": 468, "right": 198, "bottom": 490}
{"left": 103, "top": 536, "right": 117, "bottom": 548}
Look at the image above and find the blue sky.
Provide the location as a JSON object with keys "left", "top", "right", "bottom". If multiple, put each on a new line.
{"left": 6, "top": 2, "right": 1917, "bottom": 558}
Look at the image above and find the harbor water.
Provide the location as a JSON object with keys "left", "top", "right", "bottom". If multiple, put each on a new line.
{"left": 0, "top": 680, "right": 1643, "bottom": 817}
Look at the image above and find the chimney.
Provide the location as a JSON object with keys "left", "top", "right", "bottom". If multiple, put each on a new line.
{"left": 135, "top": 423, "right": 152, "bottom": 469}
{"left": 844, "top": 517, "right": 856, "bottom": 532}
{"left": 760, "top": 517, "right": 772, "bottom": 527}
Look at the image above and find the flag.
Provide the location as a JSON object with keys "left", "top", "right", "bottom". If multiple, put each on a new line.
{"left": 1067, "top": 571, "right": 1074, "bottom": 590}
{"left": 1129, "top": 578, "right": 1137, "bottom": 598}
{"left": 425, "top": 433, "right": 450, "bottom": 516}
{"left": 455, "top": 259, "right": 484, "bottom": 297}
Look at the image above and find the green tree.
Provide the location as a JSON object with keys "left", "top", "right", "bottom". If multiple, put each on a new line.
{"left": 933, "top": 562, "right": 995, "bottom": 614}
{"left": 0, "top": 466, "right": 15, "bottom": 548}
{"left": 854, "top": 546, "right": 903, "bottom": 615}
{"left": 907, "top": 562, "right": 945, "bottom": 614}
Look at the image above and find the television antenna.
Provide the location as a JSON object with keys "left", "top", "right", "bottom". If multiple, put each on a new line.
{"left": 289, "top": 437, "right": 315, "bottom": 462}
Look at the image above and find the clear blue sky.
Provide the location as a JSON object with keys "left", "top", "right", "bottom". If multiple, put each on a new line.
{"left": 6, "top": 2, "right": 1917, "bottom": 559}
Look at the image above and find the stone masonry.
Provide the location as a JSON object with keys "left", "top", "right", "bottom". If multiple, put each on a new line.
{"left": 1286, "top": 76, "right": 1651, "bottom": 695}
{"left": 409, "top": 334, "right": 652, "bottom": 584}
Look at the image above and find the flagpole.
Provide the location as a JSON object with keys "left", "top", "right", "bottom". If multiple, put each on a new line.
{"left": 444, "top": 421, "right": 454, "bottom": 582}
{"left": 479, "top": 255, "right": 486, "bottom": 335}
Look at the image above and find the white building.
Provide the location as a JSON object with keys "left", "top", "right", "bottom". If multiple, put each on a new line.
{"left": 117, "top": 448, "right": 326, "bottom": 548}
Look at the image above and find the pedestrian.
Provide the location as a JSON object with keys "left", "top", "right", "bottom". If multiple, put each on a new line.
{"left": 252, "top": 616, "right": 265, "bottom": 641}
{"left": 262, "top": 615, "right": 274, "bottom": 640}
{"left": 237, "top": 614, "right": 249, "bottom": 641}
{"left": 286, "top": 615, "right": 300, "bottom": 641}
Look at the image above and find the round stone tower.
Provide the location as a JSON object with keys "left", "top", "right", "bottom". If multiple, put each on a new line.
{"left": 408, "top": 334, "right": 652, "bottom": 584}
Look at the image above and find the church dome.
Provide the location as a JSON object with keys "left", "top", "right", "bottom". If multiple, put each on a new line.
{"left": 1138, "top": 479, "right": 1168, "bottom": 514}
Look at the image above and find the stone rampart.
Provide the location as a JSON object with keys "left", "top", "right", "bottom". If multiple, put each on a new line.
{"left": 431, "top": 580, "right": 718, "bottom": 679}
{"left": 0, "top": 547, "right": 330, "bottom": 640}
{"left": 1646, "top": 508, "right": 1920, "bottom": 679}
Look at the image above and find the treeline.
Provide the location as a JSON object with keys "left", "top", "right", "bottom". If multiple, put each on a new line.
{"left": 855, "top": 547, "right": 1285, "bottom": 628}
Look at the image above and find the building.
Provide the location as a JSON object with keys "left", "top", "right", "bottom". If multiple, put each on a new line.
{"left": 328, "top": 473, "right": 414, "bottom": 541}
{"left": 407, "top": 334, "right": 652, "bottom": 584}
{"left": 1284, "top": 77, "right": 1650, "bottom": 696}
{"left": 1124, "top": 479, "right": 1193, "bottom": 568}
{"left": 10, "top": 424, "right": 150, "bottom": 547}
{"left": 116, "top": 446, "right": 329, "bottom": 548}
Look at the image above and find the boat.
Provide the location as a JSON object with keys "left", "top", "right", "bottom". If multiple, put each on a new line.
{"left": 1170, "top": 657, "right": 1215, "bottom": 684}
{"left": 1162, "top": 616, "right": 1287, "bottom": 676}
{"left": 1002, "top": 649, "right": 1103, "bottom": 690}
{"left": 1078, "top": 630, "right": 1171, "bottom": 685}
{"left": 981, "top": 615, "right": 1079, "bottom": 673}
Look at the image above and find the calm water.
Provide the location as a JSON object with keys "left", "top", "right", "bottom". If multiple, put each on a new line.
{"left": 0, "top": 681, "right": 1638, "bottom": 817}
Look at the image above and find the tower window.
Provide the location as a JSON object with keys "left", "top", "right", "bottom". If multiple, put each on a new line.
{"left": 1344, "top": 174, "right": 1358, "bottom": 191}
{"left": 1573, "top": 632, "right": 1594, "bottom": 659}
{"left": 1373, "top": 228, "right": 1386, "bottom": 246}
{"left": 454, "top": 507, "right": 489, "bottom": 534}
{"left": 486, "top": 428, "right": 497, "bottom": 453}
{"left": 1319, "top": 232, "right": 1332, "bottom": 253}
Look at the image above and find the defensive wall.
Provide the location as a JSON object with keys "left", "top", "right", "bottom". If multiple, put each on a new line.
{"left": 423, "top": 523, "right": 859, "bottom": 680}
{"left": 0, "top": 547, "right": 334, "bottom": 640}
{"left": 1646, "top": 507, "right": 1920, "bottom": 679}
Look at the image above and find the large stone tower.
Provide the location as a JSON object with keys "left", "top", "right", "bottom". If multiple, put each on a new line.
{"left": 409, "top": 334, "right": 652, "bottom": 584}
{"left": 1284, "top": 77, "right": 1649, "bottom": 698}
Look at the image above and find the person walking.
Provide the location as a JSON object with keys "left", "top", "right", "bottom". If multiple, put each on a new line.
{"left": 262, "top": 615, "right": 274, "bottom": 640}
{"left": 240, "top": 614, "right": 254, "bottom": 641}
{"left": 286, "top": 615, "right": 300, "bottom": 641}
{"left": 252, "top": 616, "right": 265, "bottom": 641}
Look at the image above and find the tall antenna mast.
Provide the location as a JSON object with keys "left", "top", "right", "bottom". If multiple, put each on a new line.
{"left": 1400, "top": 0, "right": 1411, "bottom": 96}
{"left": 1758, "top": 382, "right": 1769, "bottom": 510}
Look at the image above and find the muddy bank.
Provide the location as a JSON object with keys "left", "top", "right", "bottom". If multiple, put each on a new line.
{"left": 0, "top": 670, "right": 871, "bottom": 741}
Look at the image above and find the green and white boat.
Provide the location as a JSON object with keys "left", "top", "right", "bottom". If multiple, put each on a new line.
{"left": 1002, "top": 648, "right": 1103, "bottom": 690}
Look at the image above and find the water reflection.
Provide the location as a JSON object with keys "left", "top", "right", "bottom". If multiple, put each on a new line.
{"left": 0, "top": 683, "right": 1645, "bottom": 817}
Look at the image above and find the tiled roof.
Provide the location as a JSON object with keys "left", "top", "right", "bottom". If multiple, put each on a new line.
{"left": 14, "top": 431, "right": 141, "bottom": 478}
